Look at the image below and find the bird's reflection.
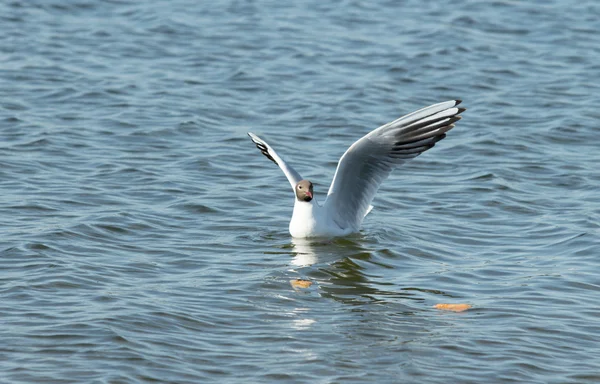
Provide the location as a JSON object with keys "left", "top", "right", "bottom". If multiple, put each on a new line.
{"left": 290, "top": 236, "right": 366, "bottom": 267}
{"left": 290, "top": 238, "right": 321, "bottom": 266}
{"left": 287, "top": 235, "right": 451, "bottom": 308}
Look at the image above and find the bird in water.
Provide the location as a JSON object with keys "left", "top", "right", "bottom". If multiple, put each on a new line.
{"left": 248, "top": 100, "right": 465, "bottom": 238}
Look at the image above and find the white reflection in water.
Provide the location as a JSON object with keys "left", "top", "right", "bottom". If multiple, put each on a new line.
{"left": 290, "top": 308, "right": 316, "bottom": 331}
{"left": 290, "top": 238, "right": 318, "bottom": 266}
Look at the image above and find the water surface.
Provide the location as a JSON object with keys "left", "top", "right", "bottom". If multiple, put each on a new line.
{"left": 1, "top": 0, "right": 600, "bottom": 383}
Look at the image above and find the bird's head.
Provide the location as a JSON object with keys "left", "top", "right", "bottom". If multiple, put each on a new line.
{"left": 295, "top": 180, "right": 313, "bottom": 202}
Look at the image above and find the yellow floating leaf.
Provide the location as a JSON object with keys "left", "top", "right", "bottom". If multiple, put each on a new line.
{"left": 290, "top": 279, "right": 312, "bottom": 289}
{"left": 434, "top": 303, "right": 472, "bottom": 312}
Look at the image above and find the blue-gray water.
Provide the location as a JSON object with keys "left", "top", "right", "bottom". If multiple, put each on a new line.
{"left": 2, "top": 0, "right": 599, "bottom": 383}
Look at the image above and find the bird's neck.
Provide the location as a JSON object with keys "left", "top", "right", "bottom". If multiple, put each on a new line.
{"left": 292, "top": 198, "right": 320, "bottom": 217}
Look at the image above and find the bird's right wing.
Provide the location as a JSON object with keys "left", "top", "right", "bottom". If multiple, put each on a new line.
{"left": 248, "top": 132, "right": 303, "bottom": 191}
{"left": 324, "top": 100, "right": 465, "bottom": 230}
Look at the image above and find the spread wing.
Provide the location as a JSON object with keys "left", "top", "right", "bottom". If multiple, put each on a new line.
{"left": 324, "top": 100, "right": 465, "bottom": 230}
{"left": 248, "top": 132, "right": 303, "bottom": 191}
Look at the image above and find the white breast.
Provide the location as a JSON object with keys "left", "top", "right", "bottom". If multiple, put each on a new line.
{"left": 289, "top": 199, "right": 354, "bottom": 238}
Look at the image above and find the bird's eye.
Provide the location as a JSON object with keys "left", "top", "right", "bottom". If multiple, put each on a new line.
{"left": 298, "top": 185, "right": 302, "bottom": 189}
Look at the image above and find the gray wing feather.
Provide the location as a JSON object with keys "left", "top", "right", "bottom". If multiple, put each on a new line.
{"left": 324, "top": 100, "right": 465, "bottom": 230}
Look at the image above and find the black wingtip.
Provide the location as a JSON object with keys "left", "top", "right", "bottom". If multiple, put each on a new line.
{"left": 256, "top": 144, "right": 279, "bottom": 166}
{"left": 455, "top": 99, "right": 463, "bottom": 106}
{"left": 247, "top": 133, "right": 279, "bottom": 166}
{"left": 457, "top": 107, "right": 466, "bottom": 114}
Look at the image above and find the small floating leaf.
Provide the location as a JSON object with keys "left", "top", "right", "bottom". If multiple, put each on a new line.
{"left": 434, "top": 303, "right": 472, "bottom": 312}
{"left": 290, "top": 279, "right": 312, "bottom": 289}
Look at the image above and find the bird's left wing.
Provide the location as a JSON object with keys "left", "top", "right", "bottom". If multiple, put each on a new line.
{"left": 324, "top": 100, "right": 465, "bottom": 230}
{"left": 248, "top": 132, "right": 303, "bottom": 191}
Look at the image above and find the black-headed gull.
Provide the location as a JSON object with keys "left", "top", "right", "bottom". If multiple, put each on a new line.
{"left": 248, "top": 100, "right": 465, "bottom": 238}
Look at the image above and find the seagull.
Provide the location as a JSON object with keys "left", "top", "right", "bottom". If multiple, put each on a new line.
{"left": 248, "top": 100, "right": 465, "bottom": 238}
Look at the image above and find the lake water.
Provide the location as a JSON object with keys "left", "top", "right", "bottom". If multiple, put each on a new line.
{"left": 1, "top": 0, "right": 599, "bottom": 383}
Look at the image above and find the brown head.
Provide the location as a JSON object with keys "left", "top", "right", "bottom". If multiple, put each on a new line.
{"left": 295, "top": 180, "right": 313, "bottom": 202}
